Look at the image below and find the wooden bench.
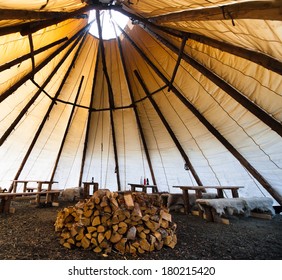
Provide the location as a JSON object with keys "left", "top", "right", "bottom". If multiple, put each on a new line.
{"left": 173, "top": 185, "right": 244, "bottom": 214}
{"left": 0, "top": 190, "right": 62, "bottom": 214}
{"left": 128, "top": 183, "right": 159, "bottom": 193}
{"left": 196, "top": 197, "right": 275, "bottom": 224}
{"left": 11, "top": 180, "right": 58, "bottom": 193}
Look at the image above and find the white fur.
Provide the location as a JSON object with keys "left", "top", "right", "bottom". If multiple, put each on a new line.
{"left": 60, "top": 187, "right": 82, "bottom": 202}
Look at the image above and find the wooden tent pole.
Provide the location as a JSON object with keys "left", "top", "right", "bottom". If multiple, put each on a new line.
{"left": 50, "top": 76, "right": 85, "bottom": 182}
{"left": 134, "top": 69, "right": 203, "bottom": 186}
{"left": 116, "top": 36, "right": 157, "bottom": 186}
{"left": 121, "top": 28, "right": 282, "bottom": 205}
{"left": 0, "top": 37, "right": 68, "bottom": 73}
{"left": 168, "top": 35, "right": 187, "bottom": 91}
{"left": 150, "top": 1, "right": 282, "bottom": 22}
{"left": 0, "top": 24, "right": 90, "bottom": 104}
{"left": 0, "top": 6, "right": 92, "bottom": 36}
{"left": 96, "top": 10, "right": 121, "bottom": 191}
{"left": 187, "top": 33, "right": 282, "bottom": 76}
{"left": 1, "top": 28, "right": 88, "bottom": 146}
{"left": 145, "top": 27, "right": 282, "bottom": 138}
{"left": 79, "top": 49, "right": 100, "bottom": 187}
{"left": 27, "top": 33, "right": 36, "bottom": 76}
{"left": 8, "top": 32, "right": 88, "bottom": 191}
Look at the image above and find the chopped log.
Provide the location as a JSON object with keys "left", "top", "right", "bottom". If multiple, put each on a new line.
{"left": 104, "top": 229, "right": 112, "bottom": 240}
{"left": 110, "top": 231, "right": 123, "bottom": 243}
{"left": 154, "top": 240, "right": 164, "bottom": 250}
{"left": 152, "top": 231, "right": 162, "bottom": 241}
{"left": 87, "top": 226, "right": 97, "bottom": 233}
{"left": 97, "top": 225, "right": 106, "bottom": 233}
{"left": 63, "top": 242, "right": 72, "bottom": 249}
{"left": 92, "top": 215, "right": 101, "bottom": 226}
{"left": 98, "top": 232, "right": 105, "bottom": 244}
{"left": 145, "top": 220, "right": 160, "bottom": 232}
{"left": 129, "top": 243, "right": 137, "bottom": 254}
{"left": 93, "top": 246, "right": 102, "bottom": 253}
{"left": 124, "top": 193, "right": 134, "bottom": 210}
{"left": 91, "top": 237, "right": 98, "bottom": 246}
{"left": 126, "top": 226, "right": 137, "bottom": 240}
{"left": 139, "top": 238, "right": 150, "bottom": 251}
{"left": 138, "top": 231, "right": 147, "bottom": 239}
{"left": 160, "top": 209, "right": 172, "bottom": 222}
{"left": 112, "top": 224, "right": 119, "bottom": 232}
{"left": 110, "top": 197, "right": 119, "bottom": 210}
{"left": 114, "top": 238, "right": 127, "bottom": 254}
{"left": 81, "top": 236, "right": 91, "bottom": 249}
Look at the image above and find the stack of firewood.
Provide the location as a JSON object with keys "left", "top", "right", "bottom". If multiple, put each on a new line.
{"left": 54, "top": 189, "right": 177, "bottom": 255}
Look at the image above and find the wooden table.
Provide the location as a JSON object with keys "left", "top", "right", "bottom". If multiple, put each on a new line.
{"left": 83, "top": 182, "right": 99, "bottom": 198}
{"left": 0, "top": 190, "right": 62, "bottom": 214}
{"left": 173, "top": 186, "right": 244, "bottom": 214}
{"left": 12, "top": 180, "right": 58, "bottom": 204}
{"left": 128, "top": 183, "right": 159, "bottom": 193}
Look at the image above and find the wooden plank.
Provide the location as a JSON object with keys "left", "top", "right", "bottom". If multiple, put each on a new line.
{"left": 250, "top": 212, "right": 272, "bottom": 220}
{"left": 150, "top": 1, "right": 282, "bottom": 22}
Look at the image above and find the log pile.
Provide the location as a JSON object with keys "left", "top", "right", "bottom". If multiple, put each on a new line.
{"left": 54, "top": 189, "right": 177, "bottom": 255}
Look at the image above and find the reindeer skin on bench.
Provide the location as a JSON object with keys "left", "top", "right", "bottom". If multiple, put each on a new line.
{"left": 196, "top": 197, "right": 275, "bottom": 222}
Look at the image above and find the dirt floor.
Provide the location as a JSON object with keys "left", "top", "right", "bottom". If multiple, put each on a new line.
{"left": 0, "top": 198, "right": 282, "bottom": 260}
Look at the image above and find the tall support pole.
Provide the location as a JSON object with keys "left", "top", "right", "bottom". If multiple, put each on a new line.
{"left": 168, "top": 35, "right": 187, "bottom": 91}
{"left": 79, "top": 50, "right": 100, "bottom": 187}
{"left": 116, "top": 36, "right": 157, "bottom": 185}
{"left": 96, "top": 10, "right": 121, "bottom": 190}
{"left": 134, "top": 70, "right": 203, "bottom": 186}
{"left": 50, "top": 76, "right": 85, "bottom": 182}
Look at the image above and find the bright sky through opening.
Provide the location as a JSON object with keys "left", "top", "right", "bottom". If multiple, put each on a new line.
{"left": 88, "top": 9, "right": 129, "bottom": 40}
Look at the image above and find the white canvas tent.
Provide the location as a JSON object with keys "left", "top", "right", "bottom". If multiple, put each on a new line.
{"left": 0, "top": 0, "right": 281, "bottom": 206}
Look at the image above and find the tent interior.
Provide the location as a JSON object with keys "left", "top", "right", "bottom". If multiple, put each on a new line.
{"left": 0, "top": 0, "right": 282, "bottom": 207}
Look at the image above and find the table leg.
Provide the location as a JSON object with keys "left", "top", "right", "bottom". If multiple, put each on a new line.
{"left": 94, "top": 183, "right": 99, "bottom": 193}
{"left": 83, "top": 183, "right": 89, "bottom": 199}
{"left": 182, "top": 189, "right": 191, "bottom": 214}
{"left": 217, "top": 189, "right": 224, "bottom": 198}
{"left": 36, "top": 182, "right": 43, "bottom": 204}
{"left": 0, "top": 196, "right": 12, "bottom": 214}
{"left": 12, "top": 182, "right": 17, "bottom": 193}
{"left": 231, "top": 188, "right": 239, "bottom": 197}
{"left": 45, "top": 183, "right": 53, "bottom": 203}
{"left": 195, "top": 189, "right": 203, "bottom": 199}
{"left": 23, "top": 182, "right": 28, "bottom": 193}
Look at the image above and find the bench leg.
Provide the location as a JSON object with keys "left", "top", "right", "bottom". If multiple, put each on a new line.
{"left": 231, "top": 189, "right": 239, "bottom": 197}
{"left": 217, "top": 189, "right": 224, "bottom": 198}
{"left": 0, "top": 197, "right": 12, "bottom": 214}
{"left": 198, "top": 204, "right": 214, "bottom": 222}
